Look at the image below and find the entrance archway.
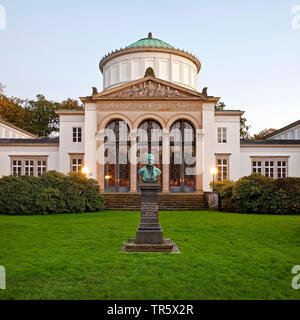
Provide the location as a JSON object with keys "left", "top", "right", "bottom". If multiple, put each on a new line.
{"left": 104, "top": 120, "right": 130, "bottom": 192}
{"left": 137, "top": 119, "right": 163, "bottom": 190}
{"left": 169, "top": 120, "right": 196, "bottom": 192}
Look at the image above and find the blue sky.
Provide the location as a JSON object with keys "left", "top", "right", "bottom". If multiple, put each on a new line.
{"left": 0, "top": 0, "right": 299, "bottom": 134}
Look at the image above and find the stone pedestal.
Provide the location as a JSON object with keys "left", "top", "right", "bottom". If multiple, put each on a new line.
{"left": 136, "top": 183, "right": 162, "bottom": 244}
{"left": 204, "top": 191, "right": 219, "bottom": 210}
{"left": 122, "top": 183, "right": 179, "bottom": 253}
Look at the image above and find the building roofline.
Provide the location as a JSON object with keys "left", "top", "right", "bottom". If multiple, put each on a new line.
{"left": 240, "top": 139, "right": 300, "bottom": 147}
{"left": 262, "top": 120, "right": 300, "bottom": 139}
{"left": 215, "top": 110, "right": 244, "bottom": 116}
{"left": 56, "top": 109, "right": 85, "bottom": 116}
{"left": 0, "top": 137, "right": 59, "bottom": 146}
{"left": 0, "top": 118, "right": 38, "bottom": 139}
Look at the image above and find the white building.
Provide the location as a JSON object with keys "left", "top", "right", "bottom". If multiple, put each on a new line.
{"left": 0, "top": 33, "right": 299, "bottom": 194}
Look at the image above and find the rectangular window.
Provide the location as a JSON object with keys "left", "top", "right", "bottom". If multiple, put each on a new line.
{"left": 69, "top": 154, "right": 84, "bottom": 173}
{"left": 24, "top": 160, "right": 34, "bottom": 176}
{"left": 277, "top": 161, "right": 287, "bottom": 178}
{"left": 10, "top": 157, "right": 48, "bottom": 177}
{"left": 73, "top": 127, "right": 82, "bottom": 143}
{"left": 251, "top": 158, "right": 288, "bottom": 178}
{"left": 252, "top": 161, "right": 262, "bottom": 174}
{"left": 217, "top": 127, "right": 227, "bottom": 143}
{"left": 12, "top": 160, "right": 22, "bottom": 175}
{"left": 37, "top": 160, "right": 47, "bottom": 177}
{"left": 216, "top": 156, "right": 229, "bottom": 181}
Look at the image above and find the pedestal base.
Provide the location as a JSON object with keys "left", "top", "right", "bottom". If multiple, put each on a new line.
{"left": 121, "top": 238, "right": 179, "bottom": 253}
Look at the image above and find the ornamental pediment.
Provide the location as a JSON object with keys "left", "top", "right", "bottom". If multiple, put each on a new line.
{"left": 92, "top": 77, "right": 205, "bottom": 100}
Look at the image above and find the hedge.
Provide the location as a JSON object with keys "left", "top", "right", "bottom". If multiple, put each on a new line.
{"left": 211, "top": 174, "right": 300, "bottom": 214}
{"left": 0, "top": 171, "right": 105, "bottom": 215}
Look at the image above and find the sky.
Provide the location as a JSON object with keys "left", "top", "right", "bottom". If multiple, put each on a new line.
{"left": 0, "top": 0, "right": 300, "bottom": 134}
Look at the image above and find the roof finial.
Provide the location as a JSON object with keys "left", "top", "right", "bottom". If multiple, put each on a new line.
{"left": 148, "top": 32, "right": 152, "bottom": 38}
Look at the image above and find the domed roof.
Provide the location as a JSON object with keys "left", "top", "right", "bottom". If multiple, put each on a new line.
{"left": 127, "top": 32, "right": 174, "bottom": 49}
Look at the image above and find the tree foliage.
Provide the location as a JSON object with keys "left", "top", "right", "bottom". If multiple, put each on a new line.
{"left": 240, "top": 116, "right": 251, "bottom": 139}
{"left": 253, "top": 128, "right": 277, "bottom": 140}
{"left": 60, "top": 98, "right": 83, "bottom": 110}
{"left": 0, "top": 84, "right": 82, "bottom": 137}
{"left": 215, "top": 101, "right": 226, "bottom": 111}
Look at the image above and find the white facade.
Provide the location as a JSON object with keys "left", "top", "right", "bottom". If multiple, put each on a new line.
{"left": 0, "top": 34, "right": 299, "bottom": 193}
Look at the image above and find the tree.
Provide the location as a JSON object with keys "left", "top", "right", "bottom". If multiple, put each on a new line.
{"left": 253, "top": 128, "right": 277, "bottom": 140}
{"left": 215, "top": 101, "right": 226, "bottom": 111}
{"left": 240, "top": 116, "right": 251, "bottom": 139}
{"left": 60, "top": 98, "right": 83, "bottom": 110}
{"left": 24, "top": 94, "right": 60, "bottom": 137}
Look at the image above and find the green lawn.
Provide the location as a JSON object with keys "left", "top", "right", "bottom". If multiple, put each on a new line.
{"left": 0, "top": 210, "right": 299, "bottom": 300}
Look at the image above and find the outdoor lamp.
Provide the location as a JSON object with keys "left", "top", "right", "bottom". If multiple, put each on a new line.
{"left": 82, "top": 167, "right": 89, "bottom": 175}
{"left": 210, "top": 167, "right": 217, "bottom": 190}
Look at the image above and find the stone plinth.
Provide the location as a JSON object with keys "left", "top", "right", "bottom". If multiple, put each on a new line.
{"left": 136, "top": 183, "right": 162, "bottom": 244}
{"left": 122, "top": 183, "right": 179, "bottom": 253}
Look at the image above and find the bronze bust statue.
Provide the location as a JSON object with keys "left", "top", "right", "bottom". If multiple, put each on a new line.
{"left": 138, "top": 154, "right": 161, "bottom": 183}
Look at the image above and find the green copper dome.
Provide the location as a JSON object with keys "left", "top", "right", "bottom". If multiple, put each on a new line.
{"left": 127, "top": 32, "right": 174, "bottom": 49}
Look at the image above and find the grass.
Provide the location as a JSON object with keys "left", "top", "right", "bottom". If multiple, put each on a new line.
{"left": 0, "top": 210, "right": 299, "bottom": 300}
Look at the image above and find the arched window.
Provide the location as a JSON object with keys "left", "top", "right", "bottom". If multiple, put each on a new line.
{"left": 104, "top": 120, "right": 130, "bottom": 192}
{"left": 169, "top": 120, "right": 196, "bottom": 192}
{"left": 137, "top": 119, "right": 162, "bottom": 190}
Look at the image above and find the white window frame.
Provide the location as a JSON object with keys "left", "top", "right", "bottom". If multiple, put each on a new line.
{"left": 217, "top": 127, "right": 227, "bottom": 144}
{"left": 10, "top": 156, "right": 48, "bottom": 177}
{"left": 251, "top": 157, "right": 289, "bottom": 178}
{"left": 37, "top": 160, "right": 47, "bottom": 177}
{"left": 24, "top": 160, "right": 35, "bottom": 176}
{"left": 73, "top": 127, "right": 82, "bottom": 143}
{"left": 69, "top": 153, "right": 84, "bottom": 173}
{"left": 12, "top": 160, "right": 22, "bottom": 175}
{"left": 215, "top": 154, "right": 230, "bottom": 181}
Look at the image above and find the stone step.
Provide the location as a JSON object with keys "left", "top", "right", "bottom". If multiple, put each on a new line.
{"left": 102, "top": 192, "right": 208, "bottom": 211}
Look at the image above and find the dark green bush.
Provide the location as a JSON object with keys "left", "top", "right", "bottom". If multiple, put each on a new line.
{"left": 212, "top": 174, "right": 300, "bottom": 214}
{"left": 0, "top": 171, "right": 104, "bottom": 215}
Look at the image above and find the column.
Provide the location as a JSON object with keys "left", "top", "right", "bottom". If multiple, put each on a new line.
{"left": 96, "top": 130, "right": 105, "bottom": 193}
{"left": 195, "top": 129, "right": 205, "bottom": 193}
{"left": 84, "top": 106, "right": 98, "bottom": 180}
{"left": 162, "top": 129, "right": 170, "bottom": 193}
{"left": 129, "top": 130, "right": 137, "bottom": 192}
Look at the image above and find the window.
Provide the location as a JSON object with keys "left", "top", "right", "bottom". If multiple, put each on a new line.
{"left": 252, "top": 161, "right": 262, "bottom": 174}
{"left": 277, "top": 161, "right": 287, "bottom": 178}
{"left": 10, "top": 157, "right": 48, "bottom": 177}
{"left": 217, "top": 127, "right": 227, "bottom": 143}
{"left": 37, "top": 160, "right": 47, "bottom": 177}
{"left": 69, "top": 154, "right": 84, "bottom": 173}
{"left": 216, "top": 155, "right": 230, "bottom": 181}
{"left": 12, "top": 160, "right": 22, "bottom": 175}
{"left": 251, "top": 158, "right": 288, "bottom": 178}
{"left": 73, "top": 127, "right": 82, "bottom": 142}
{"left": 24, "top": 160, "right": 34, "bottom": 176}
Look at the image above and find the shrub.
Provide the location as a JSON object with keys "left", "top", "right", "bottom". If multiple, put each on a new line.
{"left": 0, "top": 171, "right": 104, "bottom": 215}
{"left": 212, "top": 174, "right": 300, "bottom": 214}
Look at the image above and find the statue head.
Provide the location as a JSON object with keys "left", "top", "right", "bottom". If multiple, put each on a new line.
{"left": 146, "top": 153, "right": 154, "bottom": 166}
